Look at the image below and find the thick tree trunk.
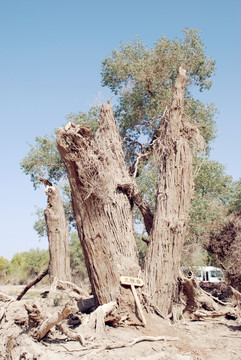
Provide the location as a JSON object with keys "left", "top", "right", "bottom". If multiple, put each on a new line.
{"left": 143, "top": 68, "right": 195, "bottom": 317}
{"left": 44, "top": 184, "right": 71, "bottom": 282}
{"left": 57, "top": 105, "right": 141, "bottom": 309}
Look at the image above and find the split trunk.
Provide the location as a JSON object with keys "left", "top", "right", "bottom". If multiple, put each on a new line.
{"left": 57, "top": 67, "right": 199, "bottom": 317}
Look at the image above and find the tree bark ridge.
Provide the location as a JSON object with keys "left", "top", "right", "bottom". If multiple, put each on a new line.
{"left": 144, "top": 67, "right": 197, "bottom": 316}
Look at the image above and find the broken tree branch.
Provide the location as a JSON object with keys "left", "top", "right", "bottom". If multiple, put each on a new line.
{"left": 17, "top": 268, "right": 49, "bottom": 300}
{"left": 117, "top": 182, "right": 153, "bottom": 234}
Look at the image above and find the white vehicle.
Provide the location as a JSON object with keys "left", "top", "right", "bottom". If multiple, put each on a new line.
{"left": 192, "top": 266, "right": 225, "bottom": 285}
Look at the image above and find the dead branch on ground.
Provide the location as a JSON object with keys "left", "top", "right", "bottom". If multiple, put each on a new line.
{"left": 56, "top": 279, "right": 89, "bottom": 299}
{"left": 17, "top": 267, "right": 49, "bottom": 300}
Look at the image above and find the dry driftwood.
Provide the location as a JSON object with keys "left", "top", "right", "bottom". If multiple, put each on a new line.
{"left": 231, "top": 286, "right": 241, "bottom": 308}
{"left": 35, "top": 300, "right": 78, "bottom": 340}
{"left": 180, "top": 276, "right": 239, "bottom": 320}
{"left": 0, "top": 291, "right": 13, "bottom": 302}
{"left": 181, "top": 276, "right": 219, "bottom": 314}
{"left": 57, "top": 279, "right": 89, "bottom": 298}
{"left": 17, "top": 267, "right": 49, "bottom": 300}
{"left": 56, "top": 322, "right": 85, "bottom": 345}
{"left": 24, "top": 301, "right": 43, "bottom": 327}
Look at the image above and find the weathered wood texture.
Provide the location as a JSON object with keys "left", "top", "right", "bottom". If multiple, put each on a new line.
{"left": 44, "top": 185, "right": 71, "bottom": 282}
{"left": 143, "top": 68, "right": 197, "bottom": 316}
{"left": 57, "top": 105, "right": 141, "bottom": 307}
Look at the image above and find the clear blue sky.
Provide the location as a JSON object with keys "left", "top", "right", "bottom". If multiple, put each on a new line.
{"left": 0, "top": 0, "right": 240, "bottom": 260}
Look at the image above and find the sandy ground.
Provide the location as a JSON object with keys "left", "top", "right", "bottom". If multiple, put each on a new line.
{"left": 1, "top": 284, "right": 241, "bottom": 360}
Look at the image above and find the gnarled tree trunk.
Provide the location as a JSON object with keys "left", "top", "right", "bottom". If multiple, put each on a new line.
{"left": 143, "top": 68, "right": 197, "bottom": 317}
{"left": 43, "top": 183, "right": 71, "bottom": 282}
{"left": 56, "top": 67, "right": 200, "bottom": 318}
{"left": 57, "top": 106, "right": 141, "bottom": 309}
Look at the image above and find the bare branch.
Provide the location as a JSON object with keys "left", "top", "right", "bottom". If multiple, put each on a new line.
{"left": 17, "top": 268, "right": 49, "bottom": 301}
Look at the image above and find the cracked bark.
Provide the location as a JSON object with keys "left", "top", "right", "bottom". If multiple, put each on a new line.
{"left": 143, "top": 67, "right": 196, "bottom": 317}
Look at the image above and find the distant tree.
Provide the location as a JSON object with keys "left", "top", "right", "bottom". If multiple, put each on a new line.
{"left": 40, "top": 179, "right": 71, "bottom": 282}
{"left": 8, "top": 249, "right": 49, "bottom": 283}
{"left": 69, "top": 232, "right": 88, "bottom": 284}
{"left": 184, "top": 158, "right": 233, "bottom": 264}
{"left": 20, "top": 107, "right": 99, "bottom": 189}
{"left": 0, "top": 256, "right": 9, "bottom": 281}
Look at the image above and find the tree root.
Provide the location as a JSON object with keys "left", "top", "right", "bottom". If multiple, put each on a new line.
{"left": 58, "top": 335, "right": 179, "bottom": 358}
{"left": 180, "top": 276, "right": 239, "bottom": 320}
{"left": 78, "top": 301, "right": 117, "bottom": 339}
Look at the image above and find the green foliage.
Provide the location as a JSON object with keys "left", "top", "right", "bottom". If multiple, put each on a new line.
{"left": 184, "top": 158, "right": 234, "bottom": 265}
{"left": 188, "top": 157, "right": 232, "bottom": 239}
{"left": 69, "top": 232, "right": 87, "bottom": 283}
{"left": 136, "top": 160, "right": 158, "bottom": 209}
{"left": 65, "top": 106, "right": 99, "bottom": 133}
{"left": 20, "top": 107, "right": 100, "bottom": 189}
{"left": 20, "top": 134, "right": 65, "bottom": 189}
{"left": 193, "top": 157, "right": 233, "bottom": 201}
{"left": 33, "top": 207, "right": 47, "bottom": 238}
{"left": 8, "top": 248, "right": 49, "bottom": 284}
{"left": 101, "top": 29, "right": 216, "bottom": 156}
{"left": 135, "top": 232, "right": 147, "bottom": 266}
{"left": 184, "top": 99, "right": 217, "bottom": 154}
{"left": 228, "top": 179, "right": 241, "bottom": 213}
{"left": 0, "top": 256, "right": 9, "bottom": 280}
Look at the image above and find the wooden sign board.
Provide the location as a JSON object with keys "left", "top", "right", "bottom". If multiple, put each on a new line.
{"left": 120, "top": 276, "right": 144, "bottom": 287}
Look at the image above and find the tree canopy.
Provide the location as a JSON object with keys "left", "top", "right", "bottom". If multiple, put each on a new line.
{"left": 101, "top": 28, "right": 216, "bottom": 159}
